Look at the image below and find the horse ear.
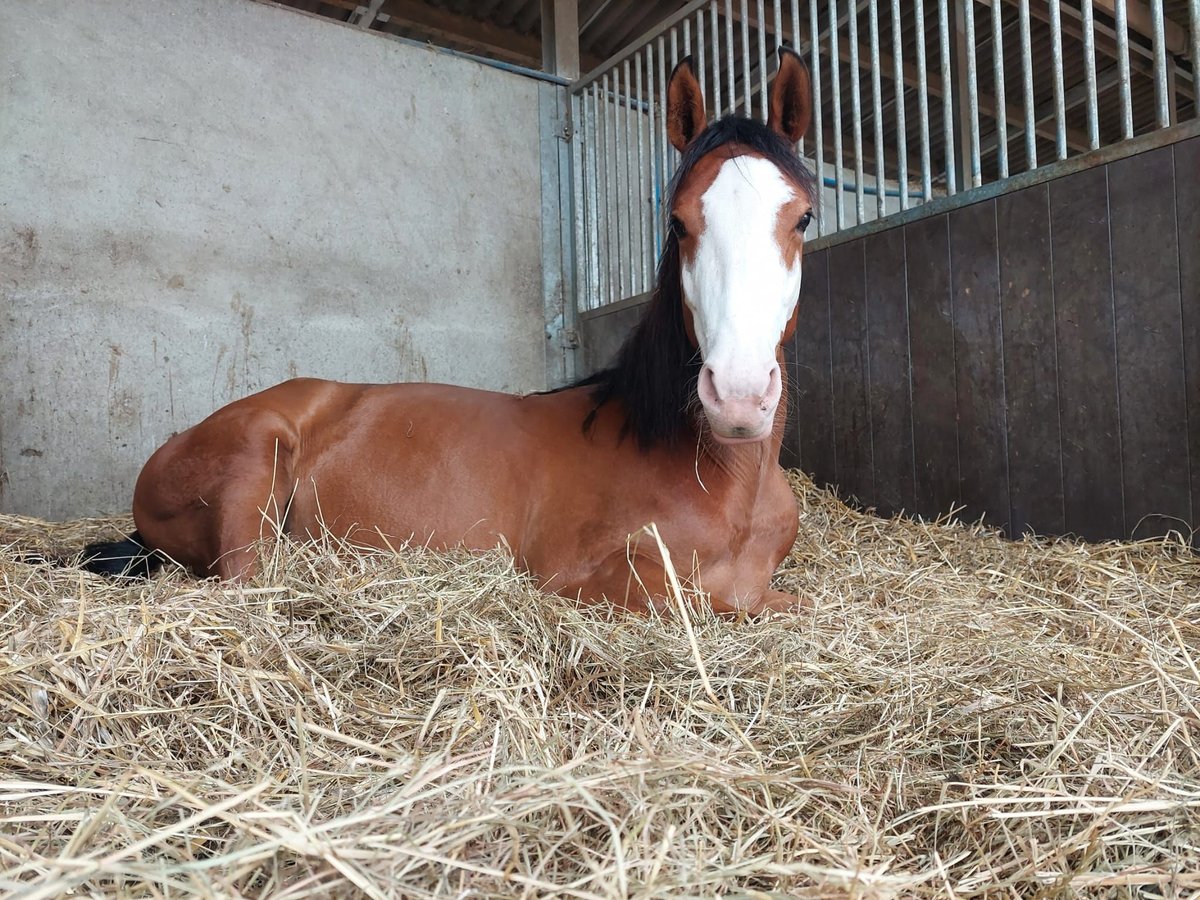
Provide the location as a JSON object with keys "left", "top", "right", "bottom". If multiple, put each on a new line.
{"left": 667, "top": 56, "right": 707, "bottom": 152}
{"left": 768, "top": 46, "right": 812, "bottom": 143}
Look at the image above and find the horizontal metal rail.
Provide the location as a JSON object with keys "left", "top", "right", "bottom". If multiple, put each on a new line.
{"left": 570, "top": 0, "right": 1200, "bottom": 312}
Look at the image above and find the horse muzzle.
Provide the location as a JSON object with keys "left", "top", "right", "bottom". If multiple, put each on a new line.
{"left": 697, "top": 362, "right": 781, "bottom": 444}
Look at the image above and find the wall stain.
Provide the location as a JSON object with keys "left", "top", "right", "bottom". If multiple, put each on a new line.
{"left": 0, "top": 225, "right": 39, "bottom": 273}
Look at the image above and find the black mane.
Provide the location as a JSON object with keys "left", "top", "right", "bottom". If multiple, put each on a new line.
{"left": 579, "top": 114, "right": 818, "bottom": 448}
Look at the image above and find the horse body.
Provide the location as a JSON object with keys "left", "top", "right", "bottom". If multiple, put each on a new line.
{"left": 87, "top": 48, "right": 818, "bottom": 616}
{"left": 132, "top": 373, "right": 799, "bottom": 613}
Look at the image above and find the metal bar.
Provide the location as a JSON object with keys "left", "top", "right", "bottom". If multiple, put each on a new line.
{"left": 625, "top": 60, "right": 638, "bottom": 297}
{"left": 990, "top": 0, "right": 1008, "bottom": 177}
{"left": 684, "top": 16, "right": 692, "bottom": 55}
{"left": 570, "top": 92, "right": 585, "bottom": 317}
{"left": 584, "top": 87, "right": 597, "bottom": 309}
{"left": 830, "top": 0, "right": 845, "bottom": 227}
{"left": 1150, "top": 0, "right": 1169, "bottom": 127}
{"left": 937, "top": 0, "right": 956, "bottom": 193}
{"left": 711, "top": 1, "right": 722, "bottom": 116}
{"left": 1018, "top": 0, "right": 1037, "bottom": 168}
{"left": 962, "top": 0, "right": 981, "bottom": 186}
{"left": 1115, "top": 0, "right": 1134, "bottom": 139}
{"left": 726, "top": 0, "right": 737, "bottom": 114}
{"left": 635, "top": 52, "right": 648, "bottom": 292}
{"left": 1082, "top": 0, "right": 1099, "bottom": 149}
{"left": 758, "top": 0, "right": 769, "bottom": 121}
{"left": 658, "top": 36, "right": 668, "bottom": 201}
{"left": 741, "top": 0, "right": 753, "bottom": 114}
{"left": 599, "top": 76, "right": 612, "bottom": 305}
{"left": 697, "top": 8, "right": 706, "bottom": 107}
{"left": 614, "top": 66, "right": 627, "bottom": 299}
{"left": 849, "top": 0, "right": 865, "bottom": 219}
{"left": 869, "top": 0, "right": 885, "bottom": 216}
{"left": 811, "top": 0, "right": 825, "bottom": 232}
{"left": 914, "top": 0, "right": 932, "bottom": 200}
{"left": 1192, "top": 0, "right": 1200, "bottom": 108}
{"left": 1048, "top": 0, "right": 1067, "bottom": 160}
{"left": 775, "top": 0, "right": 784, "bottom": 44}
{"left": 892, "top": 0, "right": 909, "bottom": 208}
{"left": 646, "top": 43, "right": 660, "bottom": 268}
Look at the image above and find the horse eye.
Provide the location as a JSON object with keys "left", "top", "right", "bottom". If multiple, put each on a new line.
{"left": 669, "top": 216, "right": 687, "bottom": 238}
{"left": 797, "top": 212, "right": 813, "bottom": 233}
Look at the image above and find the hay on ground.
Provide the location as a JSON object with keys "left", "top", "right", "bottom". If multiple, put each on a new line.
{"left": 1, "top": 471, "right": 1197, "bottom": 898}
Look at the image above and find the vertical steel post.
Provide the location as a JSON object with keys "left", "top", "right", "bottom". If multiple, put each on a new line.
{"left": 1048, "top": 0, "right": 1067, "bottom": 160}
{"left": 634, "top": 52, "right": 648, "bottom": 293}
{"left": 990, "top": 0, "right": 1008, "bottom": 178}
{"left": 1150, "top": 0, "right": 1170, "bottom": 127}
{"left": 830, "top": 0, "right": 845, "bottom": 228}
{"left": 892, "top": 0, "right": 909, "bottom": 209}
{"left": 646, "top": 43, "right": 660, "bottom": 268}
{"left": 741, "top": 0, "right": 753, "bottom": 114}
{"left": 726, "top": 0, "right": 737, "bottom": 114}
{"left": 1018, "top": 0, "right": 1037, "bottom": 169}
{"left": 811, "top": 0, "right": 826, "bottom": 232}
{"left": 848, "top": 1, "right": 865, "bottom": 220}
{"left": 1114, "top": 0, "right": 1133, "bottom": 139}
{"left": 1081, "top": 0, "right": 1100, "bottom": 149}
{"left": 711, "top": 1, "right": 723, "bottom": 115}
{"left": 961, "top": 0, "right": 981, "bottom": 186}
{"left": 914, "top": 0, "right": 933, "bottom": 200}
{"left": 758, "top": 0, "right": 770, "bottom": 121}
{"left": 938, "top": 0, "right": 956, "bottom": 194}
{"left": 869, "top": 0, "right": 886, "bottom": 216}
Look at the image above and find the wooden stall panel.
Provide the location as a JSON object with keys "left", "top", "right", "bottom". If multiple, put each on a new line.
{"left": 828, "top": 240, "right": 873, "bottom": 507}
{"left": 864, "top": 227, "right": 915, "bottom": 519}
{"left": 950, "top": 201, "right": 1010, "bottom": 532}
{"left": 1109, "top": 146, "right": 1191, "bottom": 539}
{"left": 1176, "top": 138, "right": 1200, "bottom": 550}
{"left": 795, "top": 249, "right": 836, "bottom": 489}
{"left": 1049, "top": 166, "right": 1124, "bottom": 541}
{"left": 997, "top": 184, "right": 1065, "bottom": 537}
{"left": 905, "top": 214, "right": 960, "bottom": 521}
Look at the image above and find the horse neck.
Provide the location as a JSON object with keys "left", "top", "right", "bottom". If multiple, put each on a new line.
{"left": 698, "top": 345, "right": 789, "bottom": 478}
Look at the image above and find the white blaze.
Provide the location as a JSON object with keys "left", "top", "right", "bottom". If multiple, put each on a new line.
{"left": 681, "top": 156, "right": 804, "bottom": 440}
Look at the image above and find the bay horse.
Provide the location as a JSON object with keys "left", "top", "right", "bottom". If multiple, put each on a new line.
{"left": 82, "top": 48, "right": 817, "bottom": 616}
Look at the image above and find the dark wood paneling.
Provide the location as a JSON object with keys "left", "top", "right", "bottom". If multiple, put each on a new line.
{"left": 1049, "top": 166, "right": 1125, "bottom": 541}
{"left": 795, "top": 249, "right": 836, "bottom": 488}
{"left": 1109, "top": 146, "right": 1191, "bottom": 539}
{"left": 950, "top": 201, "right": 1009, "bottom": 531}
{"left": 828, "top": 240, "right": 873, "bottom": 506}
{"left": 864, "top": 226, "right": 914, "bottom": 518}
{"left": 997, "top": 184, "right": 1065, "bottom": 536}
{"left": 1176, "top": 138, "right": 1200, "bottom": 549}
{"left": 579, "top": 300, "right": 647, "bottom": 373}
{"left": 905, "top": 214, "right": 960, "bottom": 520}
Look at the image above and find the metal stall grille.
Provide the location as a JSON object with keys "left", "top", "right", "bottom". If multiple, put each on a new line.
{"left": 568, "top": 0, "right": 1200, "bottom": 312}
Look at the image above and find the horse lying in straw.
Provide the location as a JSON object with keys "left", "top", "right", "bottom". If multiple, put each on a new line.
{"left": 83, "top": 49, "right": 817, "bottom": 616}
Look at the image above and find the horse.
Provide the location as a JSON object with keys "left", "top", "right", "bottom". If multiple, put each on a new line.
{"left": 82, "top": 48, "right": 817, "bottom": 616}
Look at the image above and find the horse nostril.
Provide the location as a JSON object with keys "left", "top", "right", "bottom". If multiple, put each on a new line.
{"left": 698, "top": 365, "right": 722, "bottom": 405}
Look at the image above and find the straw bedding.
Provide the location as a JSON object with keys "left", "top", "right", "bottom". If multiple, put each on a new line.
{"left": 1, "top": 471, "right": 1197, "bottom": 898}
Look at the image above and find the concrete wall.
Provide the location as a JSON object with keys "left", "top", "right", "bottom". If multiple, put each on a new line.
{"left": 0, "top": 0, "right": 546, "bottom": 519}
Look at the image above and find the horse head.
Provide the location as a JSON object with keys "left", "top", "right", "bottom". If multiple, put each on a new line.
{"left": 666, "top": 48, "right": 814, "bottom": 444}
